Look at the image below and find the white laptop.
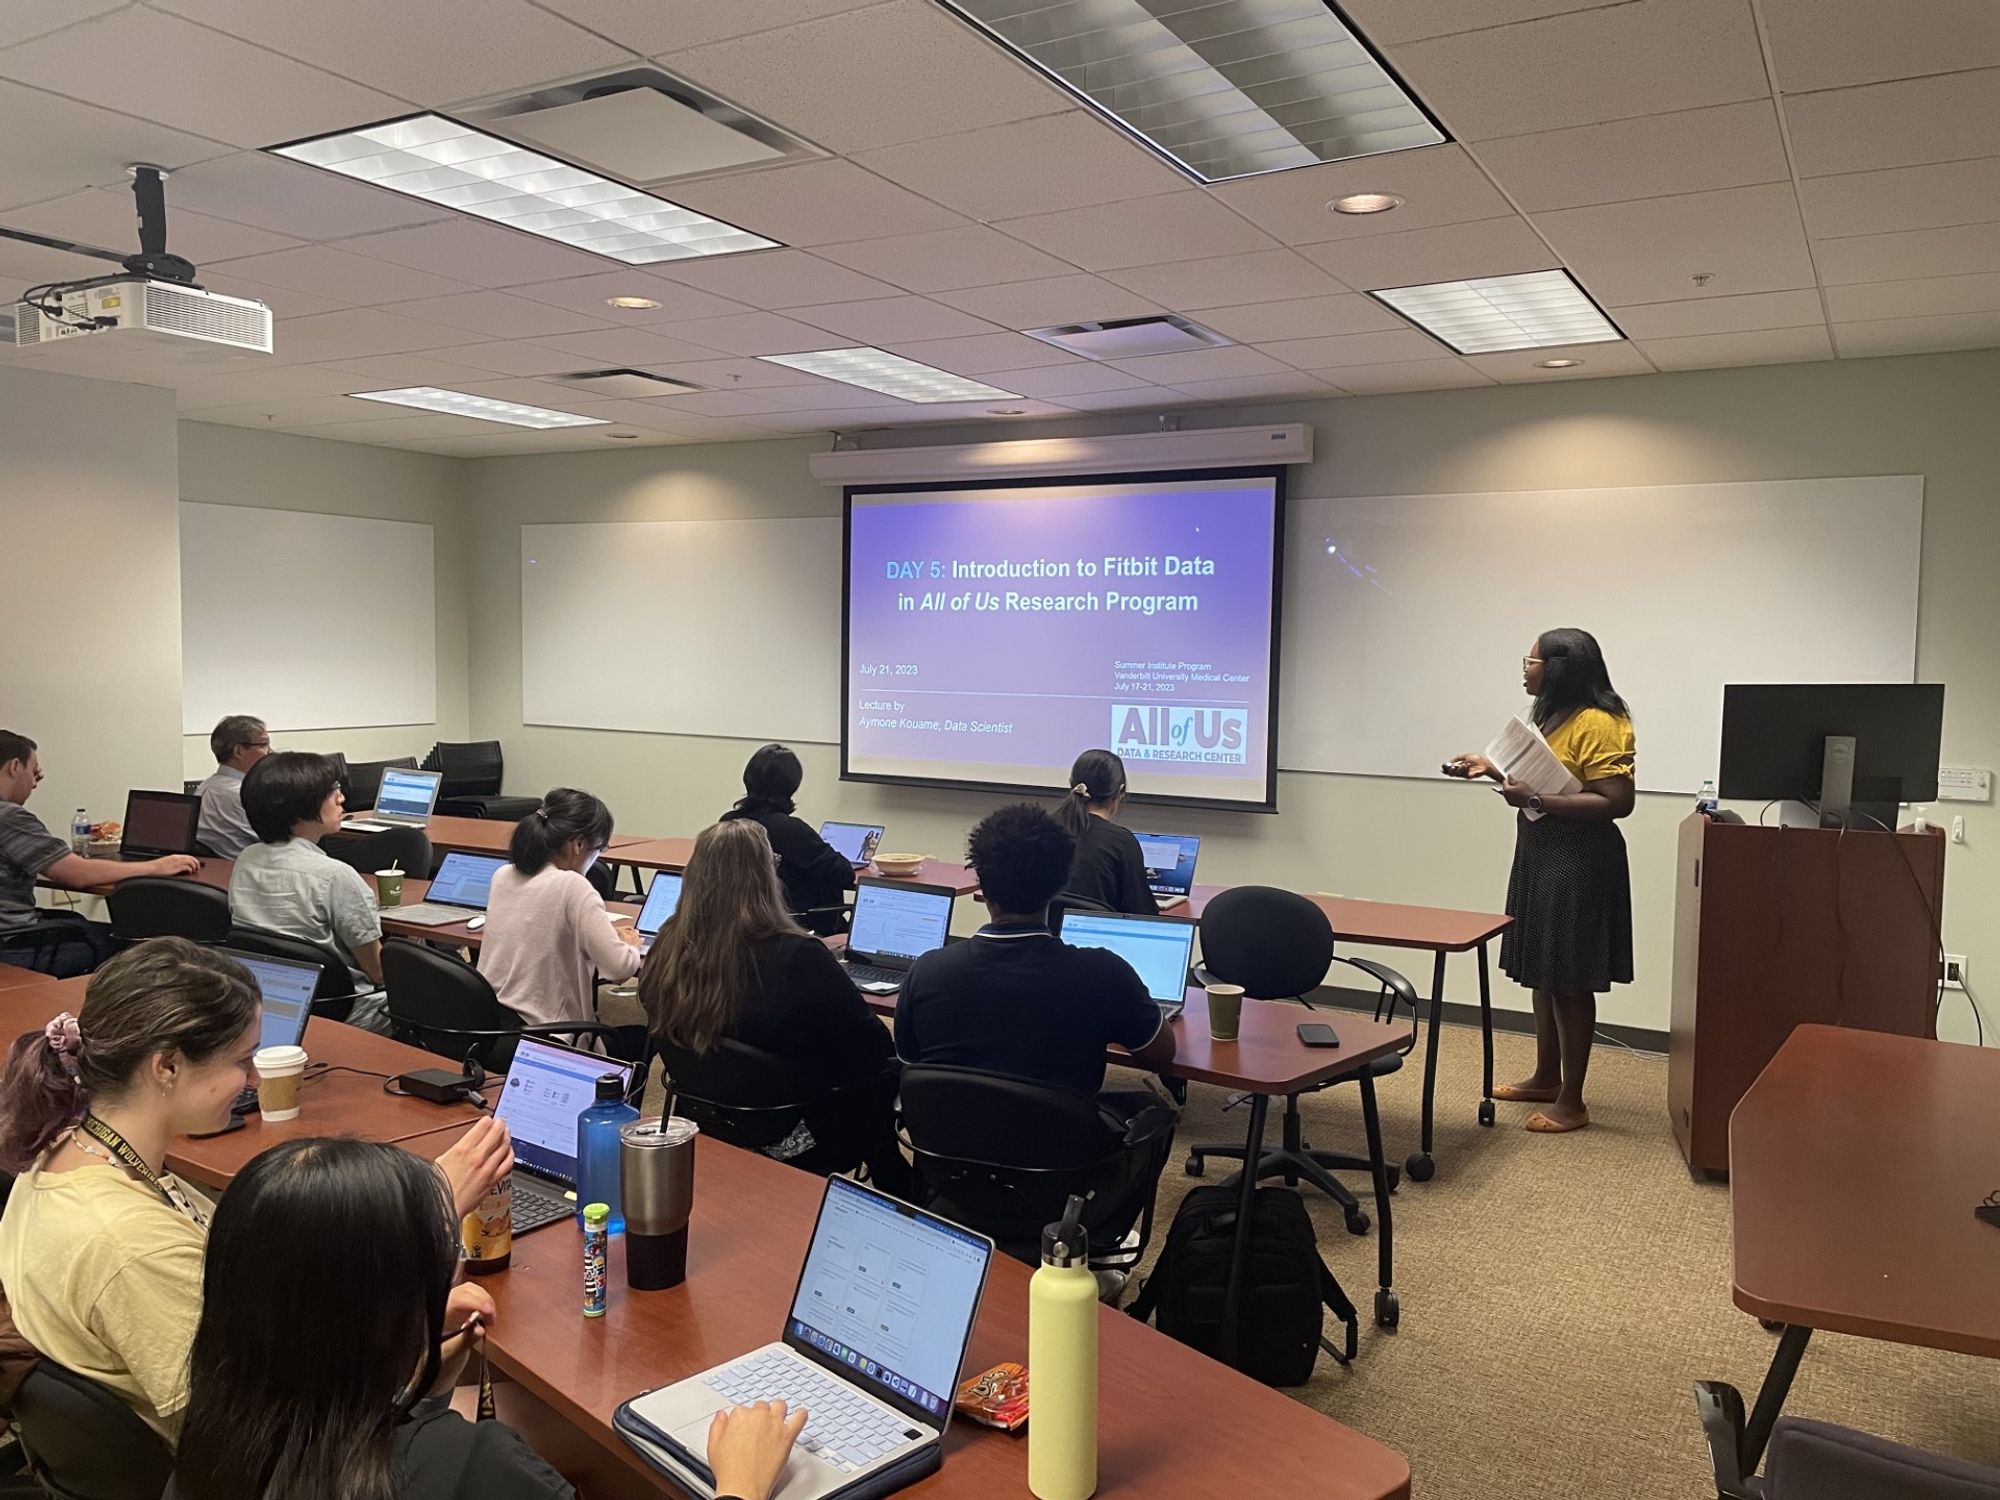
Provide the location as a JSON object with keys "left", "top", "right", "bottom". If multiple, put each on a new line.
{"left": 385, "top": 851, "right": 507, "bottom": 926}
{"left": 819, "top": 821, "right": 885, "bottom": 868}
{"left": 635, "top": 870, "right": 684, "bottom": 952}
{"left": 617, "top": 1176, "right": 993, "bottom": 1500}
{"left": 1133, "top": 830, "right": 1201, "bottom": 911}
{"left": 1056, "top": 907, "right": 1200, "bottom": 1021}
{"left": 343, "top": 765, "right": 442, "bottom": 831}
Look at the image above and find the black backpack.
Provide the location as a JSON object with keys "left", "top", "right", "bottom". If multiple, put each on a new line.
{"left": 1127, "top": 1185, "right": 1358, "bottom": 1386}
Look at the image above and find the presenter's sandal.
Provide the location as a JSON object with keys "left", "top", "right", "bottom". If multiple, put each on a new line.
{"left": 1525, "top": 1107, "right": 1588, "bottom": 1133}
{"left": 1490, "top": 1082, "right": 1559, "bottom": 1103}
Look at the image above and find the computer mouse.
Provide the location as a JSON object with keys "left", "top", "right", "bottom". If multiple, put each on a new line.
{"left": 466, "top": 915, "right": 486, "bottom": 930}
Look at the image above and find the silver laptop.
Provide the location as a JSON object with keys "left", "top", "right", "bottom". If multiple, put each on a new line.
{"left": 343, "top": 765, "right": 441, "bottom": 831}
{"left": 495, "top": 1036, "right": 636, "bottom": 1235}
{"left": 1133, "top": 830, "right": 1200, "bottom": 910}
{"left": 840, "top": 878, "right": 954, "bottom": 992}
{"left": 819, "top": 821, "right": 884, "bottom": 868}
{"left": 387, "top": 851, "right": 507, "bottom": 926}
{"left": 635, "top": 870, "right": 684, "bottom": 953}
{"left": 619, "top": 1176, "right": 993, "bottom": 1500}
{"left": 1056, "top": 907, "right": 1200, "bottom": 1020}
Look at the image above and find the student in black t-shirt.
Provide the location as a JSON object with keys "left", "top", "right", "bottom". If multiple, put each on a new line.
{"left": 719, "top": 744, "right": 857, "bottom": 936}
{"left": 1055, "top": 748, "right": 1156, "bottom": 915}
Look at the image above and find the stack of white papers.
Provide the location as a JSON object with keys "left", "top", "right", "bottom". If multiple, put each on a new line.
{"left": 1484, "top": 717, "right": 1580, "bottom": 822}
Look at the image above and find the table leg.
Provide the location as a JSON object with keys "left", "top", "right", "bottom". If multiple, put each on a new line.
{"left": 1405, "top": 951, "right": 1447, "bottom": 1182}
{"left": 1358, "top": 1071, "right": 1398, "bottom": 1329}
{"left": 1741, "top": 1324, "right": 1811, "bottom": 1472}
{"left": 1693, "top": 1323, "right": 1812, "bottom": 1497}
{"left": 1477, "top": 942, "right": 1497, "bottom": 1128}
{"left": 1219, "top": 1091, "right": 1270, "bottom": 1367}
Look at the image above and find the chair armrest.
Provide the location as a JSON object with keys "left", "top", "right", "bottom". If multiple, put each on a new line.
{"left": 1120, "top": 1102, "right": 1180, "bottom": 1150}
{"left": 1332, "top": 955, "right": 1418, "bottom": 1009}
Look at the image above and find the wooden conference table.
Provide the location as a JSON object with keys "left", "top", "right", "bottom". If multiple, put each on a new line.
{"left": 1697, "top": 1025, "right": 2000, "bottom": 1490}
{"left": 0, "top": 978, "right": 1412, "bottom": 1500}
{"left": 611, "top": 838, "right": 982, "bottom": 898}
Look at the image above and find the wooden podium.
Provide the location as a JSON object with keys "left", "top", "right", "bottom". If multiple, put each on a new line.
{"left": 1668, "top": 814, "right": 1944, "bottom": 1174}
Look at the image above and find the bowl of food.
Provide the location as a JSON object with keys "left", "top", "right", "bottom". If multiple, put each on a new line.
{"left": 87, "top": 821, "right": 121, "bottom": 850}
{"left": 871, "top": 852, "right": 928, "bottom": 878}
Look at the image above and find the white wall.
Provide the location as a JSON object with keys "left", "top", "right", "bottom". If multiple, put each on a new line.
{"left": 462, "top": 351, "right": 2000, "bottom": 1045}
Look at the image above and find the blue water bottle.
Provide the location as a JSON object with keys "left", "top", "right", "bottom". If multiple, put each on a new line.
{"left": 576, "top": 1073, "right": 639, "bottom": 1234}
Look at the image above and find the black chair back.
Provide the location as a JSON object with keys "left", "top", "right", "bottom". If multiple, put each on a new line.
{"left": 1766, "top": 1417, "right": 2000, "bottom": 1499}
{"left": 381, "top": 938, "right": 522, "bottom": 1070}
{"left": 1199, "top": 885, "right": 1333, "bottom": 999}
{"left": 11, "top": 1362, "right": 173, "bottom": 1500}
{"left": 655, "top": 1036, "right": 818, "bottom": 1152}
{"left": 325, "top": 824, "right": 434, "bottom": 882}
{"left": 105, "top": 878, "right": 229, "bottom": 945}
{"left": 343, "top": 755, "right": 418, "bottom": 813}
{"left": 424, "top": 740, "right": 505, "bottom": 799}
{"left": 1048, "top": 891, "right": 1115, "bottom": 930}
{"left": 223, "top": 925, "right": 356, "bottom": 1022}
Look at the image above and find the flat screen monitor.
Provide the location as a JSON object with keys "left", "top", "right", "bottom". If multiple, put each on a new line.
{"left": 1718, "top": 683, "right": 1944, "bottom": 829}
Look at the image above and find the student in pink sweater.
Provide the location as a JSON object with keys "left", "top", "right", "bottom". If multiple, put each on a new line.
{"left": 477, "top": 789, "right": 642, "bottom": 1031}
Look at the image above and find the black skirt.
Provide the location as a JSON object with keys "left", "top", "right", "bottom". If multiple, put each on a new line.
{"left": 1499, "top": 811, "right": 1633, "bottom": 994}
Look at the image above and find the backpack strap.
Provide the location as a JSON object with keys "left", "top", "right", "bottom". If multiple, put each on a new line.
{"left": 1318, "top": 1262, "right": 1359, "bottom": 1365}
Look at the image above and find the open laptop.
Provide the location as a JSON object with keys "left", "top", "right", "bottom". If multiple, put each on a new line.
{"left": 840, "top": 878, "right": 954, "bottom": 991}
{"left": 221, "top": 947, "right": 319, "bottom": 1115}
{"left": 618, "top": 1175, "right": 993, "bottom": 1500}
{"left": 118, "top": 790, "right": 203, "bottom": 861}
{"left": 495, "top": 1036, "right": 637, "bottom": 1235}
{"left": 342, "top": 765, "right": 441, "bottom": 832}
{"left": 819, "top": 821, "right": 885, "bottom": 868}
{"left": 1056, "top": 908, "right": 1200, "bottom": 1020}
{"left": 387, "top": 851, "right": 507, "bottom": 927}
{"left": 634, "top": 870, "right": 684, "bottom": 953}
{"left": 1133, "top": 830, "right": 1201, "bottom": 910}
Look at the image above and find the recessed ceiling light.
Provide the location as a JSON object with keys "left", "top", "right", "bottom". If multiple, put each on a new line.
{"left": 347, "top": 386, "right": 608, "bottom": 429}
{"left": 1369, "top": 270, "right": 1624, "bottom": 355}
{"left": 1535, "top": 358, "right": 1584, "bottom": 369}
{"left": 757, "top": 348, "right": 1020, "bottom": 404}
{"left": 269, "top": 114, "right": 780, "bottom": 265}
{"left": 605, "top": 295, "right": 662, "bottom": 310}
{"left": 940, "top": 0, "right": 1445, "bottom": 181}
{"left": 1331, "top": 193, "right": 1403, "bottom": 215}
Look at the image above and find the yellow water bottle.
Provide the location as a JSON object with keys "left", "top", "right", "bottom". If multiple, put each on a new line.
{"left": 1028, "top": 1195, "right": 1097, "bottom": 1500}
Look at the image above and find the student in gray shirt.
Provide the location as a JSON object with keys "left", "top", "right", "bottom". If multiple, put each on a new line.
{"left": 0, "top": 729, "right": 202, "bottom": 976}
{"left": 195, "top": 714, "right": 271, "bottom": 859}
{"left": 229, "top": 751, "right": 390, "bottom": 1033}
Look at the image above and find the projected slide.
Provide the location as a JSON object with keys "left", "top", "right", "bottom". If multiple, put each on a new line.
{"left": 843, "top": 471, "right": 1283, "bottom": 808}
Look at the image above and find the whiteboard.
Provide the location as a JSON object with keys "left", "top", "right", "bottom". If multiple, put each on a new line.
{"left": 522, "top": 518, "right": 842, "bottom": 743}
{"left": 1278, "top": 476, "right": 1923, "bottom": 792}
{"left": 180, "top": 503, "right": 436, "bottom": 733}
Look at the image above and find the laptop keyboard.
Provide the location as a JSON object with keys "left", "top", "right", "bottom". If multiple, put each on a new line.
{"left": 383, "top": 902, "right": 474, "bottom": 926}
{"left": 512, "top": 1180, "right": 575, "bottom": 1234}
{"left": 843, "top": 962, "right": 907, "bottom": 987}
{"left": 703, "top": 1351, "right": 921, "bottom": 1473}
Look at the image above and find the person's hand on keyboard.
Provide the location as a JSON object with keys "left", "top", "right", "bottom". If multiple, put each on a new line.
{"left": 710, "top": 1399, "right": 809, "bottom": 1500}
{"left": 436, "top": 1116, "right": 513, "bottom": 1218}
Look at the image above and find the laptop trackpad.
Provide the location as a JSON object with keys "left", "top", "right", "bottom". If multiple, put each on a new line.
{"left": 669, "top": 1410, "right": 833, "bottom": 1500}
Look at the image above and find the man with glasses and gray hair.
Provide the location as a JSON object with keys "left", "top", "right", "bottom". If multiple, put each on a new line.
{"left": 195, "top": 715, "right": 271, "bottom": 858}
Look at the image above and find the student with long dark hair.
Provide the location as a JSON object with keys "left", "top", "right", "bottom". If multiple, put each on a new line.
{"left": 1448, "top": 628, "right": 1636, "bottom": 1133}
{"left": 1054, "top": 749, "right": 1155, "bottom": 915}
{"left": 719, "top": 744, "right": 857, "bottom": 936}
{"left": 479, "top": 788, "right": 641, "bottom": 1028}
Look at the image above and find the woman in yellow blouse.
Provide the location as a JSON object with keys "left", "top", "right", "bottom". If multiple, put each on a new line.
{"left": 1448, "top": 629, "right": 1635, "bottom": 1132}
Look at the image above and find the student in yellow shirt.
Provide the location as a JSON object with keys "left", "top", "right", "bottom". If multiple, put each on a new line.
{"left": 1448, "top": 628, "right": 1636, "bottom": 1133}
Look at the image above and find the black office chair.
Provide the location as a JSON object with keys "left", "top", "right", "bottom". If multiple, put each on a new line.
{"left": 423, "top": 741, "right": 539, "bottom": 822}
{"left": 1183, "top": 886, "right": 1419, "bottom": 1236}
{"left": 342, "top": 755, "right": 418, "bottom": 813}
{"left": 654, "top": 1037, "right": 899, "bottom": 1174}
{"left": 324, "top": 823, "right": 434, "bottom": 883}
{"left": 9, "top": 1361, "right": 173, "bottom": 1500}
{"left": 223, "top": 924, "right": 364, "bottom": 1023}
{"left": 899, "top": 1064, "right": 1178, "bottom": 1269}
{"left": 105, "top": 878, "right": 230, "bottom": 946}
{"left": 0, "top": 915, "right": 94, "bottom": 974}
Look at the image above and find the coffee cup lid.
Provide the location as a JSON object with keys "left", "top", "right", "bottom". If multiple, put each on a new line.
{"left": 1204, "top": 982, "right": 1245, "bottom": 996}
{"left": 375, "top": 869, "right": 402, "bottom": 878}
{"left": 254, "top": 1045, "right": 308, "bottom": 1070}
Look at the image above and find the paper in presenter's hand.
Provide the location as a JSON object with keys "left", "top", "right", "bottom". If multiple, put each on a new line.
{"left": 1484, "top": 717, "right": 1580, "bottom": 822}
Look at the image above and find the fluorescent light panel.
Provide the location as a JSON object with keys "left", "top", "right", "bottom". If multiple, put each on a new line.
{"left": 942, "top": 0, "right": 1445, "bottom": 181}
{"left": 270, "top": 114, "right": 778, "bottom": 265}
{"left": 758, "top": 348, "right": 1020, "bottom": 403}
{"left": 348, "top": 386, "right": 608, "bottom": 428}
{"left": 1370, "top": 269, "right": 1625, "bottom": 354}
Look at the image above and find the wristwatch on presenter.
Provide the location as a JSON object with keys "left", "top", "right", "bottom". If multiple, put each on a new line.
{"left": 1527, "top": 792, "right": 1545, "bottom": 815}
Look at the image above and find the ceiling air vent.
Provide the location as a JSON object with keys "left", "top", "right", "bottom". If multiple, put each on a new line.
{"left": 1023, "top": 315, "right": 1232, "bottom": 361}
{"left": 549, "top": 369, "right": 703, "bottom": 398}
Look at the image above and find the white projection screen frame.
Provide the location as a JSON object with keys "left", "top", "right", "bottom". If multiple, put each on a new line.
{"left": 1279, "top": 475, "right": 1923, "bottom": 793}
{"left": 180, "top": 503, "right": 436, "bottom": 733}
{"left": 842, "top": 469, "right": 1286, "bottom": 811}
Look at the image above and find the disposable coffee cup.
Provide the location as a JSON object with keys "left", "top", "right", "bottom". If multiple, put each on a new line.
{"left": 374, "top": 869, "right": 404, "bottom": 907}
{"left": 253, "top": 1044, "right": 308, "bottom": 1122}
{"left": 621, "top": 1116, "right": 699, "bottom": 1290}
{"left": 1205, "top": 984, "right": 1245, "bottom": 1042}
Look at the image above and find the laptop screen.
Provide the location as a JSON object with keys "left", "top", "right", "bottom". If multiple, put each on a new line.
{"left": 426, "top": 852, "right": 505, "bottom": 909}
{"left": 1059, "top": 910, "right": 1198, "bottom": 1003}
{"left": 375, "top": 767, "right": 440, "bottom": 821}
{"left": 1133, "top": 831, "right": 1201, "bottom": 897}
{"left": 122, "top": 791, "right": 200, "bottom": 855}
{"left": 222, "top": 950, "right": 318, "bottom": 1052}
{"left": 496, "top": 1038, "right": 634, "bottom": 1185}
{"left": 788, "top": 1177, "right": 991, "bottom": 1421}
{"left": 636, "top": 871, "right": 684, "bottom": 936}
{"left": 848, "top": 881, "right": 952, "bottom": 964}
{"left": 819, "top": 821, "right": 884, "bottom": 865}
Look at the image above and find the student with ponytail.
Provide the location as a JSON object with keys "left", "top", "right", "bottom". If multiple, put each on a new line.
{"left": 1055, "top": 749, "right": 1156, "bottom": 915}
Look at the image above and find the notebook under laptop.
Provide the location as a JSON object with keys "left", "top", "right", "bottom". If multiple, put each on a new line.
{"left": 385, "top": 851, "right": 508, "bottom": 926}
{"left": 343, "top": 766, "right": 441, "bottom": 831}
{"left": 841, "top": 878, "right": 954, "bottom": 992}
{"left": 1055, "top": 908, "right": 1200, "bottom": 1020}
{"left": 1134, "top": 830, "right": 1200, "bottom": 909}
{"left": 617, "top": 1176, "right": 993, "bottom": 1500}
{"left": 634, "top": 870, "right": 684, "bottom": 953}
{"left": 495, "top": 1035, "right": 636, "bottom": 1235}
{"left": 221, "top": 947, "right": 318, "bottom": 1115}
{"left": 119, "top": 789, "right": 202, "bottom": 860}
{"left": 819, "top": 821, "right": 885, "bottom": 868}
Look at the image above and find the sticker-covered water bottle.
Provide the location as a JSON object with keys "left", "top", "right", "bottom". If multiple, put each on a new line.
{"left": 582, "top": 1201, "right": 609, "bottom": 1318}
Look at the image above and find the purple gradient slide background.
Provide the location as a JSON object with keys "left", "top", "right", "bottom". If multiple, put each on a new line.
{"left": 846, "top": 478, "right": 1278, "bottom": 793}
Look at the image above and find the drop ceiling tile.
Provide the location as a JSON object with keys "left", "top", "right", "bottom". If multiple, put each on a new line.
{"left": 160, "top": 151, "right": 451, "bottom": 240}
{"left": 1208, "top": 145, "right": 1514, "bottom": 245}
{"left": 754, "top": 380, "right": 915, "bottom": 411}
{"left": 1610, "top": 289, "right": 1826, "bottom": 339}
{"left": 436, "top": 376, "right": 596, "bottom": 405}
{"left": 0, "top": 236, "right": 107, "bottom": 284}
{"left": 533, "top": 326, "right": 741, "bottom": 366}
{"left": 1823, "top": 271, "right": 2000, "bottom": 321}
{"left": 1757, "top": 0, "right": 2000, "bottom": 93}
{"left": 639, "top": 414, "right": 780, "bottom": 442}
{"left": 1103, "top": 249, "right": 1347, "bottom": 308}
{"left": 149, "top": 0, "right": 636, "bottom": 105}
{"left": 850, "top": 111, "right": 1192, "bottom": 221}
{"left": 1460, "top": 341, "right": 1658, "bottom": 380}
{"left": 637, "top": 389, "right": 796, "bottom": 416}
{"left": 1301, "top": 216, "right": 1554, "bottom": 290}
{"left": 1259, "top": 328, "right": 1451, "bottom": 368}
{"left": 1831, "top": 311, "right": 2000, "bottom": 357}
{"left": 881, "top": 331, "right": 1081, "bottom": 373}
{"left": 262, "top": 309, "right": 488, "bottom": 364}
{"left": 384, "top": 290, "right": 617, "bottom": 340}
{"left": 174, "top": 364, "right": 366, "bottom": 411}
{"left": 1104, "top": 346, "right": 1290, "bottom": 383}
{"left": 1534, "top": 183, "right": 1815, "bottom": 304}
{"left": 1785, "top": 69, "right": 2000, "bottom": 177}
{"left": 649, "top": 250, "right": 904, "bottom": 308}
{"left": 997, "top": 193, "right": 1277, "bottom": 272}
{"left": 213, "top": 244, "right": 478, "bottom": 304}
{"left": 346, "top": 337, "right": 580, "bottom": 377}
{"left": 1053, "top": 387, "right": 1197, "bottom": 412}
{"left": 192, "top": 394, "right": 394, "bottom": 427}
{"left": 0, "top": 81, "right": 233, "bottom": 211}
{"left": 1338, "top": 0, "right": 1612, "bottom": 45}
{"left": 1169, "top": 294, "right": 1404, "bottom": 344}
{"left": 0, "top": 0, "right": 126, "bottom": 49}
{"left": 288, "top": 413, "right": 519, "bottom": 441}
{"left": 1814, "top": 221, "right": 2000, "bottom": 284}
{"left": 932, "top": 274, "right": 1163, "bottom": 328}
{"left": 1167, "top": 372, "right": 1342, "bottom": 403}
{"left": 971, "top": 363, "right": 1154, "bottom": 397}
{"left": 315, "top": 351, "right": 509, "bottom": 385}
{"left": 628, "top": 357, "right": 826, "bottom": 389}
{"left": 873, "top": 398, "right": 1073, "bottom": 424}
{"left": 659, "top": 0, "right": 1069, "bottom": 154}
{"left": 1799, "top": 158, "right": 2000, "bottom": 240}
{"left": 5, "top": 187, "right": 298, "bottom": 264}
{"left": 1383, "top": 0, "right": 1770, "bottom": 141}
{"left": 654, "top": 158, "right": 967, "bottom": 248}
{"left": 1316, "top": 359, "right": 1496, "bottom": 394}
{"left": 789, "top": 296, "right": 998, "bottom": 343}
{"left": 815, "top": 226, "right": 1076, "bottom": 294}
{"left": 1636, "top": 324, "right": 1835, "bottom": 370}
{"left": 659, "top": 311, "right": 842, "bottom": 356}
{"left": 507, "top": 271, "right": 750, "bottom": 325}
{"left": 336, "top": 222, "right": 613, "bottom": 289}
{"left": 749, "top": 407, "right": 897, "bottom": 430}
{"left": 546, "top": 0, "right": 890, "bottom": 56}
{"left": 0, "top": 8, "right": 405, "bottom": 149}
{"left": 1472, "top": 101, "right": 1790, "bottom": 213}
{"left": 206, "top": 272, "right": 361, "bottom": 321}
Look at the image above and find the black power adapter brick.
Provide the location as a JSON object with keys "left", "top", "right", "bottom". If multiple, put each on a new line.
{"left": 393, "top": 1066, "right": 488, "bottom": 1107}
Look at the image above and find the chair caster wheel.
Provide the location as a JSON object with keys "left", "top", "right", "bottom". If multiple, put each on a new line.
{"left": 1344, "top": 1211, "right": 1370, "bottom": 1236}
{"left": 1184, "top": 1155, "right": 1205, "bottom": 1177}
{"left": 1375, "top": 1289, "right": 1399, "bottom": 1329}
{"left": 1478, "top": 1100, "right": 1496, "bottom": 1127}
{"left": 1405, "top": 1152, "right": 1436, "bottom": 1183}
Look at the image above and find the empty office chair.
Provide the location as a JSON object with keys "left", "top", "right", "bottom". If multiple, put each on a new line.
{"left": 900, "top": 1063, "right": 1177, "bottom": 1268}
{"left": 423, "top": 740, "right": 538, "bottom": 822}
{"left": 105, "top": 878, "right": 229, "bottom": 946}
{"left": 224, "top": 924, "right": 363, "bottom": 1024}
{"left": 341, "top": 755, "right": 418, "bottom": 813}
{"left": 380, "top": 938, "right": 641, "bottom": 1077}
{"left": 1184, "top": 886, "right": 1418, "bottom": 1235}
{"left": 1763, "top": 1419, "right": 2000, "bottom": 1499}
{"left": 324, "top": 823, "right": 434, "bottom": 883}
{"left": 9, "top": 1361, "right": 173, "bottom": 1500}
{"left": 654, "top": 1036, "right": 899, "bottom": 1180}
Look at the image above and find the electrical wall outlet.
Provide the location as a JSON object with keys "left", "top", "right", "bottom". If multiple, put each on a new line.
{"left": 1941, "top": 954, "right": 1968, "bottom": 990}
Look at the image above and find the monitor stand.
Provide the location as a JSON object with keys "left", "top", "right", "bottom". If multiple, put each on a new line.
{"left": 1818, "top": 735, "right": 1856, "bottom": 829}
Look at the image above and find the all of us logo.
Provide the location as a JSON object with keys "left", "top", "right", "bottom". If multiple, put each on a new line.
{"left": 1110, "top": 705, "right": 1248, "bottom": 764}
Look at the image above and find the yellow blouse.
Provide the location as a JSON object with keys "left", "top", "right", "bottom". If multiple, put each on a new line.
{"left": 1542, "top": 707, "right": 1636, "bottom": 784}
